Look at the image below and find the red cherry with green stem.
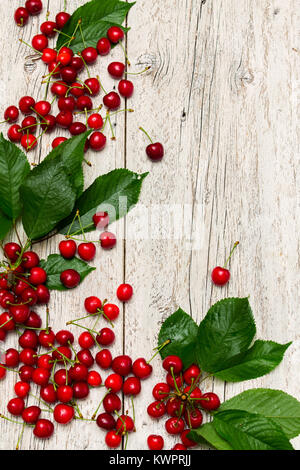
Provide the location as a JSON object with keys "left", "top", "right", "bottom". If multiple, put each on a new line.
{"left": 118, "top": 79, "right": 134, "bottom": 98}
{"left": 84, "top": 77, "right": 100, "bottom": 96}
{"left": 7, "top": 398, "right": 25, "bottom": 416}
{"left": 21, "top": 287, "right": 38, "bottom": 306}
{"left": 28, "top": 267, "right": 47, "bottom": 285}
{"left": 40, "top": 384, "right": 57, "bottom": 403}
{"left": 0, "top": 291, "right": 15, "bottom": 309}
{"left": 34, "top": 100, "right": 51, "bottom": 117}
{"left": 32, "top": 34, "right": 48, "bottom": 52}
{"left": 93, "top": 211, "right": 109, "bottom": 228}
{"left": 57, "top": 51, "right": 72, "bottom": 67}
{"left": 37, "top": 354, "right": 53, "bottom": 370}
{"left": 112, "top": 355, "right": 132, "bottom": 376}
{"left": 123, "top": 376, "right": 141, "bottom": 396}
{"left": 57, "top": 385, "right": 73, "bottom": 403}
{"left": 211, "top": 241, "right": 239, "bottom": 286}
{"left": 40, "top": 114, "right": 56, "bottom": 132}
{"left": 4, "top": 106, "right": 19, "bottom": 122}
{"left": 8, "top": 124, "right": 22, "bottom": 142}
{"left": 77, "top": 348, "right": 94, "bottom": 368}
{"left": 76, "top": 95, "right": 93, "bottom": 111}
{"left": 181, "top": 429, "right": 197, "bottom": 448}
{"left": 200, "top": 392, "right": 221, "bottom": 410}
{"left": 25, "top": 311, "right": 42, "bottom": 329}
{"left": 48, "top": 60, "right": 62, "bottom": 76}
{"left": 21, "top": 116, "right": 37, "bottom": 134}
{"left": 89, "top": 131, "right": 106, "bottom": 151}
{"left": 5, "top": 348, "right": 19, "bottom": 367}
{"left": 38, "top": 328, "right": 55, "bottom": 348}
{"left": 52, "top": 346, "right": 72, "bottom": 363}
{"left": 163, "top": 355, "right": 183, "bottom": 374}
{"left": 19, "top": 348, "right": 37, "bottom": 366}
{"left": 132, "top": 358, "right": 153, "bottom": 380}
{"left": 69, "top": 82, "right": 84, "bottom": 97}
{"left": 97, "top": 328, "right": 115, "bottom": 346}
{"left": 147, "top": 435, "right": 164, "bottom": 450}
{"left": 97, "top": 37, "right": 111, "bottom": 56}
{"left": 152, "top": 382, "right": 171, "bottom": 401}
{"left": 54, "top": 404, "right": 74, "bottom": 424}
{"left": 69, "top": 363, "right": 89, "bottom": 382}
{"left": 116, "top": 415, "right": 135, "bottom": 434}
{"left": 14, "top": 7, "right": 29, "bottom": 27}
{"left": 166, "top": 398, "right": 185, "bottom": 417}
{"left": 147, "top": 401, "right": 166, "bottom": 418}
{"left": 69, "top": 122, "right": 87, "bottom": 136}
{"left": 105, "top": 430, "right": 122, "bottom": 449}
{"left": 60, "top": 66, "right": 78, "bottom": 84}
{"left": 165, "top": 417, "right": 185, "bottom": 435}
{"left": 87, "top": 113, "right": 103, "bottom": 130}
{"left": 183, "top": 365, "right": 201, "bottom": 385}
{"left": 52, "top": 136, "right": 67, "bottom": 148}
{"left": 73, "top": 381, "right": 89, "bottom": 399}
{"left": 103, "top": 303, "right": 119, "bottom": 322}
{"left": 4, "top": 242, "right": 21, "bottom": 261}
{"left": 87, "top": 370, "right": 102, "bottom": 387}
{"left": 96, "top": 413, "right": 116, "bottom": 430}
{"left": 54, "top": 369, "right": 70, "bottom": 387}
{"left": 107, "top": 26, "right": 124, "bottom": 44}
{"left": 116, "top": 283, "right": 132, "bottom": 302}
{"left": 19, "top": 96, "right": 35, "bottom": 114}
{"left": 95, "top": 349, "right": 112, "bottom": 369}
{"left": 56, "top": 12, "right": 71, "bottom": 29}
{"left": 60, "top": 269, "right": 81, "bottom": 288}
{"left": 78, "top": 242, "right": 96, "bottom": 261}
{"left": 184, "top": 408, "right": 203, "bottom": 429}
{"left": 70, "top": 57, "right": 84, "bottom": 72}
{"left": 32, "top": 367, "right": 50, "bottom": 386}
{"left": 22, "top": 250, "right": 40, "bottom": 269}
{"left": 166, "top": 372, "right": 184, "bottom": 389}
{"left": 25, "top": 0, "right": 43, "bottom": 15}
{"left": 108, "top": 62, "right": 125, "bottom": 79}
{"left": 22, "top": 406, "right": 41, "bottom": 424}
{"left": 51, "top": 81, "right": 68, "bottom": 97}
{"left": 78, "top": 331, "right": 95, "bottom": 349}
{"left": 15, "top": 381, "right": 30, "bottom": 399}
{"left": 19, "top": 365, "right": 34, "bottom": 383}
{"left": 41, "top": 48, "right": 57, "bottom": 64}
{"left": 184, "top": 385, "right": 202, "bottom": 402}
{"left": 33, "top": 419, "right": 54, "bottom": 439}
{"left": 105, "top": 373, "right": 123, "bottom": 393}
{"left": 103, "top": 393, "right": 121, "bottom": 413}
{"left": 84, "top": 296, "right": 102, "bottom": 314}
{"left": 21, "top": 134, "right": 37, "bottom": 151}
{"left": 81, "top": 47, "right": 98, "bottom": 64}
{"left": 40, "top": 21, "right": 57, "bottom": 37}
{"left": 59, "top": 239, "right": 77, "bottom": 259}
{"left": 103, "top": 91, "right": 121, "bottom": 110}
{"left": 55, "top": 330, "right": 74, "bottom": 346}
{"left": 0, "top": 312, "right": 15, "bottom": 331}
{"left": 139, "top": 127, "right": 164, "bottom": 161}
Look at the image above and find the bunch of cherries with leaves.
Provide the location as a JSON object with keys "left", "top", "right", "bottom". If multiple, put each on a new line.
{"left": 146, "top": 355, "right": 221, "bottom": 450}
{"left": 6, "top": 3, "right": 164, "bottom": 161}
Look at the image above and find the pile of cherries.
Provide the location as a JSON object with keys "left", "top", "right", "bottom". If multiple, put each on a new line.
{"left": 146, "top": 355, "right": 221, "bottom": 450}
{"left": 7, "top": 2, "right": 165, "bottom": 161}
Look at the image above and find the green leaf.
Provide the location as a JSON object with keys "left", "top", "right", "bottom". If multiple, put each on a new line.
{"left": 0, "top": 209, "right": 12, "bottom": 240}
{"left": 56, "top": 0, "right": 135, "bottom": 53}
{"left": 59, "top": 169, "right": 148, "bottom": 235}
{"left": 0, "top": 133, "right": 30, "bottom": 219}
{"left": 42, "top": 132, "right": 91, "bottom": 198}
{"left": 219, "top": 389, "right": 300, "bottom": 439}
{"left": 196, "top": 298, "right": 256, "bottom": 373}
{"left": 40, "top": 254, "right": 96, "bottom": 291}
{"left": 158, "top": 308, "right": 198, "bottom": 368}
{"left": 20, "top": 159, "right": 77, "bottom": 241}
{"left": 188, "top": 423, "right": 233, "bottom": 450}
{"left": 213, "top": 410, "right": 293, "bottom": 450}
{"left": 213, "top": 340, "right": 291, "bottom": 382}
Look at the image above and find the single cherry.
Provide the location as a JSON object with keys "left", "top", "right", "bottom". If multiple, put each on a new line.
{"left": 60, "top": 269, "right": 81, "bottom": 289}
{"left": 97, "top": 37, "right": 111, "bottom": 55}
{"left": 211, "top": 241, "right": 239, "bottom": 286}
{"left": 78, "top": 242, "right": 96, "bottom": 261}
{"left": 147, "top": 435, "right": 164, "bottom": 450}
{"left": 116, "top": 283, "right": 133, "bottom": 302}
{"left": 107, "top": 26, "right": 124, "bottom": 44}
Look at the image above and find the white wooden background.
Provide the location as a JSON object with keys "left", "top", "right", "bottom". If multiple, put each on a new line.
{"left": 0, "top": 0, "right": 299, "bottom": 450}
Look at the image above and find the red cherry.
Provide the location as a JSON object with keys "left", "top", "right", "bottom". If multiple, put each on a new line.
{"left": 25, "top": 0, "right": 43, "bottom": 15}
{"left": 93, "top": 211, "right": 109, "bottom": 228}
{"left": 97, "top": 328, "right": 115, "bottom": 346}
{"left": 0, "top": 312, "right": 15, "bottom": 331}
{"left": 52, "top": 346, "right": 72, "bottom": 364}
{"left": 37, "top": 354, "right": 53, "bottom": 370}
{"left": 13, "top": 279, "right": 28, "bottom": 296}
{"left": 54, "top": 404, "right": 74, "bottom": 424}
{"left": 102, "top": 303, "right": 119, "bottom": 322}
{"left": 8, "top": 124, "right": 22, "bottom": 142}
{"left": 166, "top": 372, "right": 184, "bottom": 389}
{"left": 41, "top": 48, "right": 57, "bottom": 64}
{"left": 78, "top": 242, "right": 96, "bottom": 261}
{"left": 33, "top": 419, "right": 54, "bottom": 439}
{"left": 4, "top": 105, "right": 19, "bottom": 122}
{"left": 147, "top": 435, "right": 164, "bottom": 450}
{"left": 103, "top": 393, "right": 121, "bottom": 414}
{"left": 116, "top": 283, "right": 133, "bottom": 302}
{"left": 55, "top": 12, "right": 71, "bottom": 29}
{"left": 96, "top": 413, "right": 116, "bottom": 430}
{"left": 97, "top": 37, "right": 111, "bottom": 55}
{"left": 152, "top": 382, "right": 170, "bottom": 401}
{"left": 14, "top": 7, "right": 29, "bottom": 27}
{"left": 21, "top": 115, "right": 37, "bottom": 135}
{"left": 184, "top": 408, "right": 203, "bottom": 429}
{"left": 28, "top": 267, "right": 47, "bottom": 285}
{"left": 116, "top": 415, "right": 135, "bottom": 434}
{"left": 118, "top": 79, "right": 134, "bottom": 98}
{"left": 146, "top": 142, "right": 164, "bottom": 161}
{"left": 89, "top": 132, "right": 106, "bottom": 151}
{"left": 52, "top": 136, "right": 67, "bottom": 148}
{"left": 25, "top": 311, "right": 42, "bottom": 329}
{"left": 57, "top": 385, "right": 73, "bottom": 403}
{"left": 184, "top": 385, "right": 202, "bottom": 402}
{"left": 77, "top": 349, "right": 94, "bottom": 368}
{"left": 56, "top": 110, "right": 73, "bottom": 128}
{"left": 147, "top": 401, "right": 166, "bottom": 418}
{"left": 21, "top": 287, "right": 38, "bottom": 305}
{"left": 200, "top": 392, "right": 221, "bottom": 411}
{"left": 73, "top": 381, "right": 89, "bottom": 399}
{"left": 40, "top": 384, "right": 57, "bottom": 403}
{"left": 38, "top": 328, "right": 55, "bottom": 348}
{"left": 19, "top": 329, "right": 38, "bottom": 349}
{"left": 19, "top": 96, "right": 35, "bottom": 115}
{"left": 0, "top": 291, "right": 15, "bottom": 309}
{"left": 166, "top": 398, "right": 185, "bottom": 417}
{"left": 107, "top": 62, "right": 125, "bottom": 79}
{"left": 15, "top": 381, "right": 30, "bottom": 398}
{"left": 7, "top": 397, "right": 25, "bottom": 416}
{"left": 70, "top": 82, "right": 84, "bottom": 97}
{"left": 165, "top": 417, "right": 185, "bottom": 435}
{"left": 22, "top": 251, "right": 40, "bottom": 269}
{"left": 36, "top": 284, "right": 50, "bottom": 304}
{"left": 54, "top": 369, "right": 70, "bottom": 387}
{"left": 123, "top": 377, "right": 141, "bottom": 396}
{"left": 5, "top": 348, "right": 19, "bottom": 367}
{"left": 100, "top": 231, "right": 116, "bottom": 249}
{"left": 4, "top": 242, "right": 21, "bottom": 261}
{"left": 163, "top": 355, "right": 183, "bottom": 374}
{"left": 55, "top": 330, "right": 74, "bottom": 346}
{"left": 59, "top": 240, "right": 77, "bottom": 259}
{"left": 84, "top": 77, "right": 100, "bottom": 96}
{"left": 32, "top": 367, "right": 50, "bottom": 386}
{"left": 103, "top": 92, "right": 121, "bottom": 110}
{"left": 173, "top": 443, "right": 187, "bottom": 450}
{"left": 112, "top": 355, "right": 132, "bottom": 376}
{"left": 78, "top": 331, "right": 95, "bottom": 349}
{"left": 70, "top": 57, "right": 84, "bottom": 72}
{"left": 132, "top": 358, "right": 153, "bottom": 379}
{"left": 60, "top": 269, "right": 81, "bottom": 289}
{"left": 105, "top": 373, "right": 123, "bottom": 393}
{"left": 69, "top": 122, "right": 87, "bottom": 136}
{"left": 40, "top": 21, "right": 57, "bottom": 37}
{"left": 57, "top": 51, "right": 72, "bottom": 67}
{"left": 19, "top": 348, "right": 37, "bottom": 366}
{"left": 32, "top": 34, "right": 48, "bottom": 52}
{"left": 107, "top": 26, "right": 124, "bottom": 44}
{"left": 21, "top": 134, "right": 37, "bottom": 151}
{"left": 51, "top": 81, "right": 68, "bottom": 97}
{"left": 87, "top": 370, "right": 102, "bottom": 387}
{"left": 211, "top": 266, "right": 230, "bottom": 286}
{"left": 84, "top": 296, "right": 102, "bottom": 314}
{"left": 48, "top": 60, "right": 62, "bottom": 76}
{"left": 87, "top": 114, "right": 104, "bottom": 130}
{"left": 60, "top": 66, "right": 78, "bottom": 84}
{"left": 81, "top": 47, "right": 98, "bottom": 64}
{"left": 76, "top": 95, "right": 93, "bottom": 111}
{"left": 22, "top": 406, "right": 41, "bottom": 424}
{"left": 58, "top": 97, "right": 76, "bottom": 112}
{"left": 181, "top": 429, "right": 197, "bottom": 448}
{"left": 95, "top": 349, "right": 112, "bottom": 369}
{"left": 19, "top": 365, "right": 34, "bottom": 383}
{"left": 105, "top": 430, "right": 122, "bottom": 448}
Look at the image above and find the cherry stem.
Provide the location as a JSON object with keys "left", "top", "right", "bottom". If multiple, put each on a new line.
{"left": 170, "top": 367, "right": 181, "bottom": 394}
{"left": 223, "top": 241, "right": 240, "bottom": 268}
{"left": 0, "top": 316, "right": 14, "bottom": 329}
{"left": 79, "top": 21, "right": 87, "bottom": 49}
{"left": 139, "top": 127, "right": 153, "bottom": 144}
{"left": 68, "top": 223, "right": 94, "bottom": 237}
{"left": 46, "top": 307, "right": 49, "bottom": 333}
{"left": 106, "top": 113, "right": 116, "bottom": 141}
{"left": 0, "top": 414, "right": 30, "bottom": 426}
{"left": 91, "top": 389, "right": 111, "bottom": 420}
{"left": 0, "top": 366, "right": 20, "bottom": 374}
{"left": 19, "top": 39, "right": 41, "bottom": 56}
{"left": 78, "top": 52, "right": 90, "bottom": 78}
{"left": 66, "top": 210, "right": 79, "bottom": 238}
{"left": 76, "top": 210, "right": 87, "bottom": 241}
{"left": 72, "top": 400, "right": 83, "bottom": 419}
{"left": 147, "top": 339, "right": 171, "bottom": 364}
{"left": 74, "top": 105, "right": 103, "bottom": 115}
{"left": 126, "top": 66, "right": 151, "bottom": 75}
{"left": 16, "top": 423, "right": 26, "bottom": 450}
{"left": 68, "top": 340, "right": 79, "bottom": 363}
{"left": 131, "top": 396, "right": 136, "bottom": 425}
{"left": 118, "top": 40, "right": 130, "bottom": 66}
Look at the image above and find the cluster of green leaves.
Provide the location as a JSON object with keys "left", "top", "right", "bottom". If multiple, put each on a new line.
{"left": 0, "top": 132, "right": 147, "bottom": 289}
{"left": 56, "top": 0, "right": 135, "bottom": 53}
{"left": 158, "top": 298, "right": 299, "bottom": 449}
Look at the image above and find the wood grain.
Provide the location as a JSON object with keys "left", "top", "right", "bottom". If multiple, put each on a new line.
{"left": 0, "top": 0, "right": 299, "bottom": 450}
